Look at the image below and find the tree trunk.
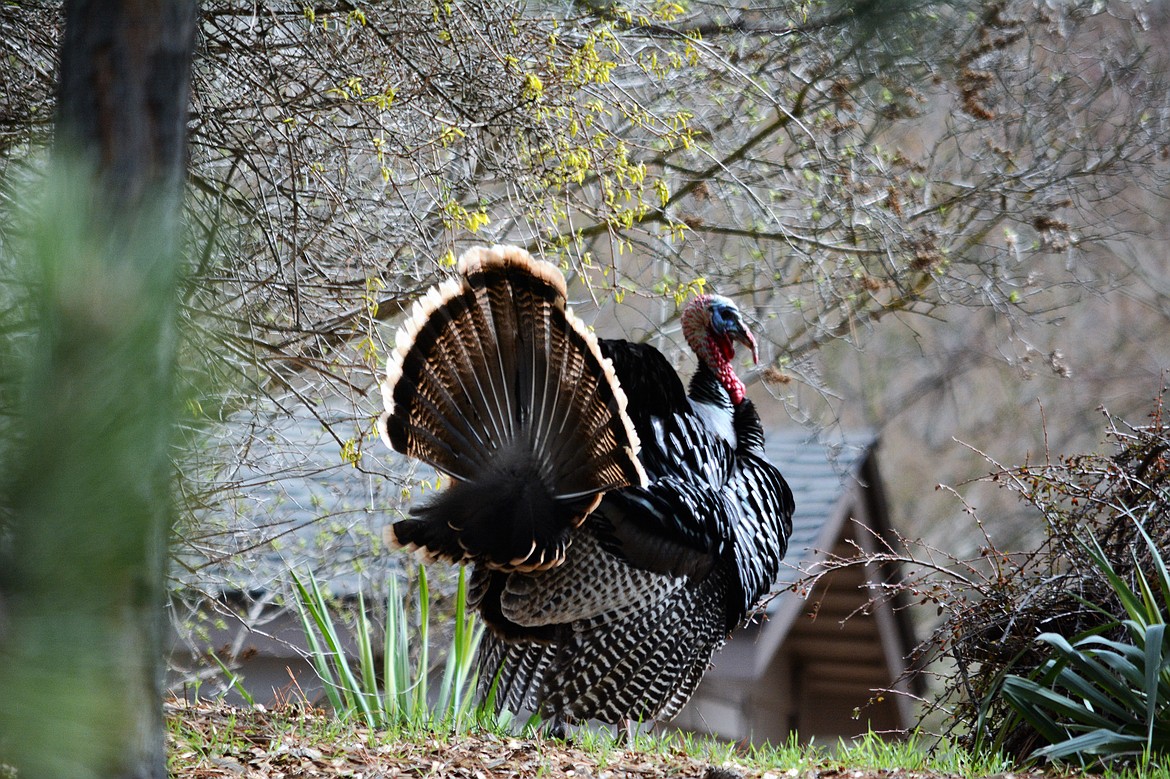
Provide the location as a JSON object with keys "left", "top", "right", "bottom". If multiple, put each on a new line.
{"left": 0, "top": 3, "right": 195, "bottom": 779}
{"left": 56, "top": 0, "right": 195, "bottom": 214}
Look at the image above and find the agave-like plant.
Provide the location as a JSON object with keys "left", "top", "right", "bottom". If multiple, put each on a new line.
{"left": 289, "top": 565, "right": 496, "bottom": 732}
{"left": 1000, "top": 520, "right": 1170, "bottom": 765}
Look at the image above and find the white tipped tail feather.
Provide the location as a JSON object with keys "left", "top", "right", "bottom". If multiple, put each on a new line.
{"left": 378, "top": 245, "right": 646, "bottom": 572}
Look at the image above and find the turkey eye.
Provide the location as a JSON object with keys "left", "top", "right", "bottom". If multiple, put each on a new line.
{"left": 710, "top": 306, "right": 735, "bottom": 334}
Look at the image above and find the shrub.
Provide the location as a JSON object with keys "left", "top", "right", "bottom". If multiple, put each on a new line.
{"left": 947, "top": 397, "right": 1170, "bottom": 763}
{"left": 796, "top": 393, "right": 1170, "bottom": 766}
{"left": 999, "top": 525, "right": 1170, "bottom": 765}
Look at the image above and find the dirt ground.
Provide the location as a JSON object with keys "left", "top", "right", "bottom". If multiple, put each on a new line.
{"left": 167, "top": 701, "right": 1067, "bottom": 779}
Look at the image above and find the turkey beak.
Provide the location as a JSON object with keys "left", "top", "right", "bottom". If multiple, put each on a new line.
{"left": 738, "top": 330, "right": 759, "bottom": 365}
{"left": 728, "top": 317, "right": 759, "bottom": 365}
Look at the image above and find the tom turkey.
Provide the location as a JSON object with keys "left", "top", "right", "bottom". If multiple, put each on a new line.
{"left": 378, "top": 245, "right": 794, "bottom": 730}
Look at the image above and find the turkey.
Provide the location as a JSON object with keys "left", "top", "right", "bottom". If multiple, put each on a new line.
{"left": 378, "top": 245, "right": 794, "bottom": 730}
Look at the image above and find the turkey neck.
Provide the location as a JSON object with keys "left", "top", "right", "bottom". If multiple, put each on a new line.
{"left": 688, "top": 364, "right": 736, "bottom": 446}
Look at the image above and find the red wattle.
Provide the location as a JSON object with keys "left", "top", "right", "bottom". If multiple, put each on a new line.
{"left": 719, "top": 363, "right": 746, "bottom": 404}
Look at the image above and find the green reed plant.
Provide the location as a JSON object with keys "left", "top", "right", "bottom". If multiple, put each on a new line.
{"left": 290, "top": 564, "right": 488, "bottom": 733}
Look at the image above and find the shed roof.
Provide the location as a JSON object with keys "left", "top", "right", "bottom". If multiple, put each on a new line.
{"left": 766, "top": 431, "right": 878, "bottom": 590}
{"left": 743, "top": 429, "right": 920, "bottom": 699}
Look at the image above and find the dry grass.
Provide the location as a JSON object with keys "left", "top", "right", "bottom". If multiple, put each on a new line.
{"left": 168, "top": 699, "right": 712, "bottom": 779}
{"left": 166, "top": 700, "right": 1071, "bottom": 779}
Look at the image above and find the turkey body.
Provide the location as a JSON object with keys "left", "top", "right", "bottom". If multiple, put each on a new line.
{"left": 379, "top": 246, "right": 794, "bottom": 728}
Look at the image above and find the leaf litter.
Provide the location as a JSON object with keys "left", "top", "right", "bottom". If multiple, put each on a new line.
{"left": 167, "top": 700, "right": 1066, "bottom": 779}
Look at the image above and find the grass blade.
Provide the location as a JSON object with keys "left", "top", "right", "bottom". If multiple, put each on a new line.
{"left": 353, "top": 589, "right": 383, "bottom": 721}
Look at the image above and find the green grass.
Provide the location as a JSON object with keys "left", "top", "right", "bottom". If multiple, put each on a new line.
{"left": 620, "top": 727, "right": 1017, "bottom": 776}
{"left": 628, "top": 726, "right": 1168, "bottom": 777}
{"left": 166, "top": 698, "right": 1170, "bottom": 779}
{"left": 837, "top": 731, "right": 1015, "bottom": 775}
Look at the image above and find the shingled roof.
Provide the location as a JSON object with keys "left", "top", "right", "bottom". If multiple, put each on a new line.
{"left": 765, "top": 430, "right": 878, "bottom": 590}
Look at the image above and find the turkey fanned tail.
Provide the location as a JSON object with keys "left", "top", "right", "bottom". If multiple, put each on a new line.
{"left": 378, "top": 246, "right": 646, "bottom": 572}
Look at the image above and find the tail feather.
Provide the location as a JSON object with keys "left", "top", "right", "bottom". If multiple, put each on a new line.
{"left": 380, "top": 246, "right": 646, "bottom": 571}
{"left": 379, "top": 281, "right": 504, "bottom": 478}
